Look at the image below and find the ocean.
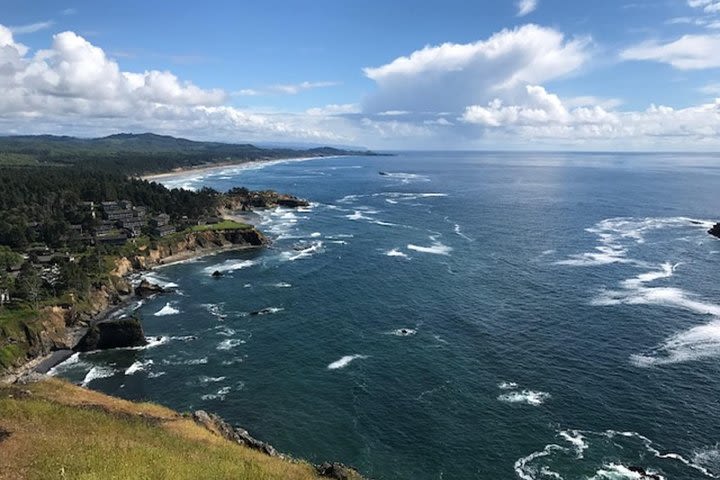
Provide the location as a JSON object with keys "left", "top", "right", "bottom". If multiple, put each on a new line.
{"left": 52, "top": 152, "right": 720, "bottom": 480}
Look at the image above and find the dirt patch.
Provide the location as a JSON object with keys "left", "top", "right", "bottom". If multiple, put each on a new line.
{"left": 0, "top": 428, "right": 11, "bottom": 443}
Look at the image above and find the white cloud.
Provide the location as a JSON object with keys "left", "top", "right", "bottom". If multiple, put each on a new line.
{"left": 9, "top": 21, "right": 54, "bottom": 35}
{"left": 233, "top": 81, "right": 339, "bottom": 96}
{"left": 621, "top": 34, "right": 720, "bottom": 69}
{"left": 305, "top": 103, "right": 360, "bottom": 116}
{"left": 699, "top": 82, "right": 720, "bottom": 94}
{"left": 0, "top": 24, "right": 345, "bottom": 143}
{"left": 516, "top": 0, "right": 538, "bottom": 17}
{"left": 459, "top": 83, "right": 720, "bottom": 149}
{"left": 362, "top": 24, "right": 590, "bottom": 115}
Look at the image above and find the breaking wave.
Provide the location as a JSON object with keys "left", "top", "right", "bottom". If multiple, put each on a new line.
{"left": 81, "top": 366, "right": 115, "bottom": 387}
{"left": 407, "top": 237, "right": 453, "bottom": 256}
{"left": 498, "top": 390, "right": 550, "bottom": 406}
{"left": 154, "top": 303, "right": 180, "bottom": 316}
{"left": 327, "top": 354, "right": 368, "bottom": 370}
{"left": 203, "top": 259, "right": 256, "bottom": 274}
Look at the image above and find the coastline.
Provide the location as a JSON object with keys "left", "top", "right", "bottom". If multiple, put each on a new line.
{"left": 141, "top": 154, "right": 345, "bottom": 182}
{"left": 0, "top": 235, "right": 267, "bottom": 385}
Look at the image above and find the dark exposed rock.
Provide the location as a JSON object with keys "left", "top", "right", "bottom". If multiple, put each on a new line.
{"left": 0, "top": 428, "right": 11, "bottom": 444}
{"left": 315, "top": 462, "right": 365, "bottom": 480}
{"left": 134, "top": 280, "right": 165, "bottom": 297}
{"left": 75, "top": 317, "right": 147, "bottom": 351}
{"left": 628, "top": 466, "right": 662, "bottom": 480}
{"left": 709, "top": 222, "right": 720, "bottom": 239}
{"left": 211, "top": 270, "right": 223, "bottom": 277}
{"left": 192, "top": 410, "right": 279, "bottom": 457}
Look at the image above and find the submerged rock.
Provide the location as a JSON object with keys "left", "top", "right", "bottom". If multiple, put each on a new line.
{"left": 75, "top": 317, "right": 147, "bottom": 351}
{"left": 134, "top": 280, "right": 165, "bottom": 298}
{"left": 211, "top": 270, "right": 223, "bottom": 278}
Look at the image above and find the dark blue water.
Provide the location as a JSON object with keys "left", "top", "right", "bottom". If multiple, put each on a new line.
{"left": 54, "top": 152, "right": 720, "bottom": 479}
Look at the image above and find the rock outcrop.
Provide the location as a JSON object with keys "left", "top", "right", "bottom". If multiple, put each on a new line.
{"left": 709, "top": 223, "right": 720, "bottom": 239}
{"left": 222, "top": 189, "right": 310, "bottom": 211}
{"left": 135, "top": 280, "right": 165, "bottom": 298}
{"left": 75, "top": 317, "right": 147, "bottom": 351}
{"left": 191, "top": 410, "right": 367, "bottom": 479}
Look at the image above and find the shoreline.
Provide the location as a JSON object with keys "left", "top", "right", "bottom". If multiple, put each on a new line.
{"left": 0, "top": 236, "right": 267, "bottom": 384}
{"left": 141, "top": 154, "right": 345, "bottom": 182}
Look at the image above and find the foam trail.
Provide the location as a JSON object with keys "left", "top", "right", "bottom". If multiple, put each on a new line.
{"left": 385, "top": 249, "right": 409, "bottom": 258}
{"left": 454, "top": 223, "right": 473, "bottom": 241}
{"left": 327, "top": 354, "right": 368, "bottom": 370}
{"left": 407, "top": 239, "right": 452, "bottom": 256}
{"left": 154, "top": 303, "right": 180, "bottom": 316}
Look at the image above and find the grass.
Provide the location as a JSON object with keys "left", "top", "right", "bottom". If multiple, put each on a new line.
{"left": 191, "top": 220, "right": 252, "bottom": 232}
{"left": 0, "top": 308, "right": 41, "bottom": 370}
{"left": 0, "top": 378, "right": 342, "bottom": 480}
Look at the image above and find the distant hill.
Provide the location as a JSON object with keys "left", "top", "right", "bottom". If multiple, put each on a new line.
{"left": 0, "top": 133, "right": 383, "bottom": 175}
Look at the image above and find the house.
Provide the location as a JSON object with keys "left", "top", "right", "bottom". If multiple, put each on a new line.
{"left": 151, "top": 224, "right": 176, "bottom": 237}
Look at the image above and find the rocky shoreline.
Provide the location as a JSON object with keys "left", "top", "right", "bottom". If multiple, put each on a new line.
{"left": 0, "top": 227, "right": 269, "bottom": 384}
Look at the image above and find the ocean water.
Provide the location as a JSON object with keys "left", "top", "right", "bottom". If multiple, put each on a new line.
{"left": 53, "top": 152, "right": 720, "bottom": 480}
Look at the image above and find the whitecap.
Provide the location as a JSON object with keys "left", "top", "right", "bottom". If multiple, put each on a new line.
{"left": 125, "top": 359, "right": 153, "bottom": 375}
{"left": 154, "top": 303, "right": 180, "bottom": 316}
{"left": 498, "top": 381, "right": 519, "bottom": 390}
{"left": 199, "top": 376, "right": 226, "bottom": 384}
{"left": 327, "top": 354, "right": 368, "bottom": 370}
{"left": 498, "top": 390, "right": 550, "bottom": 406}
{"left": 81, "top": 366, "right": 115, "bottom": 386}
{"left": 273, "top": 282, "right": 292, "bottom": 288}
{"left": 389, "top": 328, "right": 416, "bottom": 336}
{"left": 201, "top": 386, "right": 232, "bottom": 401}
{"left": 453, "top": 223, "right": 473, "bottom": 241}
{"left": 385, "top": 248, "right": 409, "bottom": 258}
{"left": 282, "top": 241, "right": 323, "bottom": 261}
{"left": 310, "top": 232, "right": 322, "bottom": 237}
{"left": 217, "top": 338, "right": 245, "bottom": 350}
{"left": 632, "top": 319, "right": 720, "bottom": 366}
{"left": 407, "top": 240, "right": 453, "bottom": 256}
{"left": 203, "top": 259, "right": 256, "bottom": 275}
{"left": 140, "top": 273, "right": 178, "bottom": 289}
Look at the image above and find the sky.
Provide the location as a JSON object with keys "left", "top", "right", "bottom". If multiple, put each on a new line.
{"left": 1, "top": 0, "right": 720, "bottom": 150}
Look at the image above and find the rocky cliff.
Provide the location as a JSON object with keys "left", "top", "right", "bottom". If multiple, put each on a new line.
{"left": 1, "top": 227, "right": 267, "bottom": 375}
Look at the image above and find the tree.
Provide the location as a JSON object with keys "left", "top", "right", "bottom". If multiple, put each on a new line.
{"left": 15, "top": 263, "right": 44, "bottom": 310}
{"left": 0, "top": 246, "right": 22, "bottom": 271}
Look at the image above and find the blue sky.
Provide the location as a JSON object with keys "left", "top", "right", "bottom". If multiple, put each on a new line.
{"left": 1, "top": 0, "right": 720, "bottom": 149}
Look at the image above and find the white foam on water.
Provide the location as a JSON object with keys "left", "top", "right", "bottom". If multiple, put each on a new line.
{"left": 407, "top": 238, "right": 453, "bottom": 256}
{"left": 346, "top": 210, "right": 374, "bottom": 221}
{"left": 557, "top": 217, "right": 711, "bottom": 267}
{"left": 379, "top": 172, "right": 431, "bottom": 184}
{"left": 201, "top": 386, "right": 232, "bottom": 401}
{"left": 516, "top": 429, "right": 718, "bottom": 480}
{"left": 140, "top": 273, "right": 179, "bottom": 289}
{"left": 217, "top": 338, "right": 245, "bottom": 350}
{"left": 310, "top": 232, "right": 321, "bottom": 237}
{"left": 327, "top": 354, "right": 368, "bottom": 370}
{"left": 389, "top": 328, "right": 417, "bottom": 336}
{"left": 142, "top": 336, "right": 170, "bottom": 349}
{"left": 590, "top": 463, "right": 652, "bottom": 479}
{"left": 81, "top": 366, "right": 116, "bottom": 387}
{"left": 632, "top": 320, "right": 720, "bottom": 366}
{"left": 282, "top": 241, "right": 323, "bottom": 261}
{"left": 498, "top": 381, "right": 519, "bottom": 390}
{"left": 386, "top": 199, "right": 398, "bottom": 204}
{"left": 154, "top": 302, "right": 180, "bottom": 316}
{"left": 199, "top": 376, "right": 226, "bottom": 384}
{"left": 453, "top": 223, "right": 473, "bottom": 241}
{"left": 47, "top": 352, "right": 82, "bottom": 376}
{"left": 273, "top": 282, "right": 292, "bottom": 288}
{"left": 203, "top": 259, "right": 256, "bottom": 275}
{"left": 125, "top": 359, "right": 153, "bottom": 375}
{"left": 498, "top": 390, "right": 551, "bottom": 406}
{"left": 385, "top": 248, "right": 409, "bottom": 258}
{"left": 163, "top": 357, "right": 208, "bottom": 366}
{"left": 693, "top": 446, "right": 720, "bottom": 475}
{"left": 148, "top": 371, "right": 166, "bottom": 378}
{"left": 559, "top": 430, "right": 589, "bottom": 458}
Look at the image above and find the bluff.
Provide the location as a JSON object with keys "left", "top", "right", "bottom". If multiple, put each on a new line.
{"left": 0, "top": 227, "right": 267, "bottom": 375}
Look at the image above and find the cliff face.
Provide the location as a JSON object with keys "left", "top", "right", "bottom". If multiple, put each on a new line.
{"left": 1, "top": 228, "right": 267, "bottom": 374}
{"left": 128, "top": 228, "right": 267, "bottom": 270}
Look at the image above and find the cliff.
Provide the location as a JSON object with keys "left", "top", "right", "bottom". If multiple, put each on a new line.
{"left": 0, "top": 377, "right": 367, "bottom": 480}
{"left": 0, "top": 227, "right": 267, "bottom": 375}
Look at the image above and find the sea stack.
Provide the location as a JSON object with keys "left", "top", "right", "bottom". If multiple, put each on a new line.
{"left": 709, "top": 222, "right": 720, "bottom": 239}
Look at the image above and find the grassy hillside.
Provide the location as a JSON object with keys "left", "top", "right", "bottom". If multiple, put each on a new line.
{"left": 0, "top": 378, "right": 362, "bottom": 480}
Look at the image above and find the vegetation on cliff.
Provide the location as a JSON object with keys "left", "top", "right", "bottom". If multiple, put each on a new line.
{"left": 0, "top": 377, "right": 365, "bottom": 480}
